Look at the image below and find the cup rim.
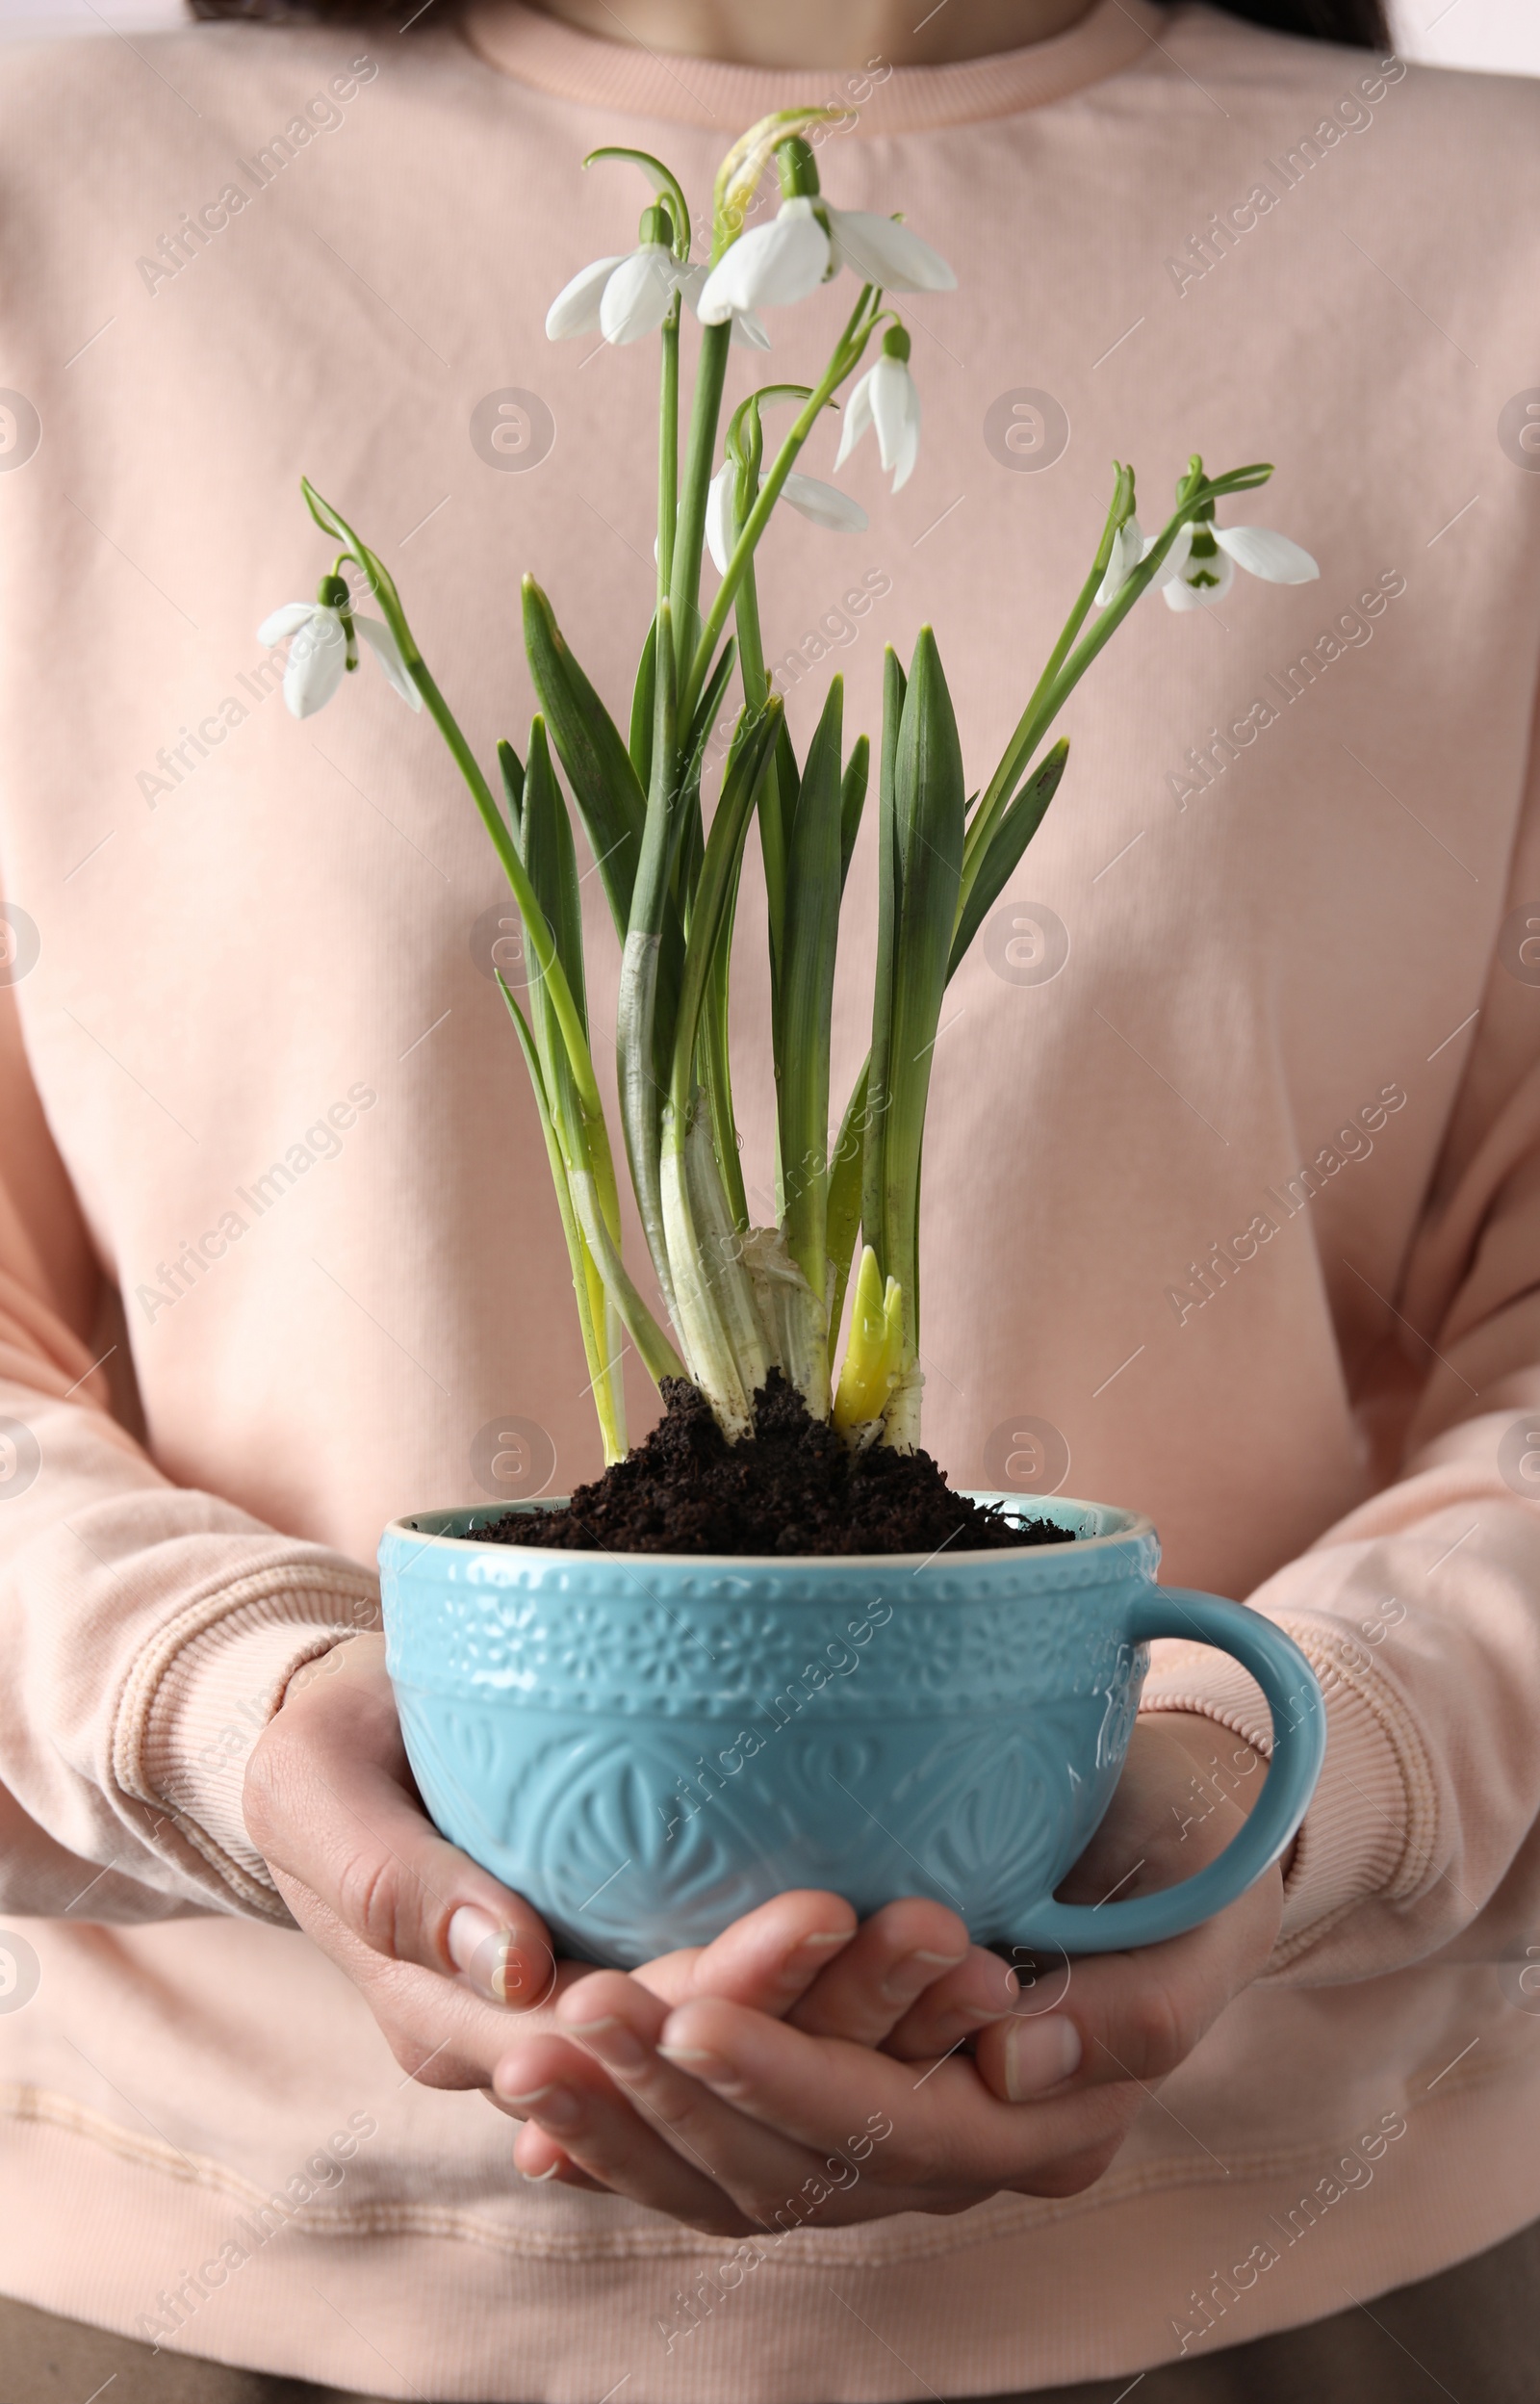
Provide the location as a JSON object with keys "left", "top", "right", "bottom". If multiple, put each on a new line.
{"left": 381, "top": 1492, "right": 1158, "bottom": 1571}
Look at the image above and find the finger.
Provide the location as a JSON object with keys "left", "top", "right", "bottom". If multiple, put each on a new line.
{"left": 244, "top": 1635, "right": 555, "bottom": 2007}
{"left": 492, "top": 2032, "right": 757, "bottom": 2236}
{"left": 881, "top": 1947, "right": 1022, "bottom": 2060}
{"left": 552, "top": 1972, "right": 835, "bottom": 2210}
{"left": 504, "top": 2119, "right": 609, "bottom": 2193}
{"left": 631, "top": 1891, "right": 858, "bottom": 2019}
{"left": 973, "top": 1874, "right": 1283, "bottom": 2104}
{"left": 276, "top": 1901, "right": 591, "bottom": 2096}
{"left": 784, "top": 1898, "right": 1008, "bottom": 2048}
{"left": 653, "top": 1994, "right": 1131, "bottom": 2193}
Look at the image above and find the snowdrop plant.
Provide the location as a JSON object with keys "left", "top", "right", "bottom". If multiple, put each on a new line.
{"left": 266, "top": 113, "right": 1315, "bottom": 1463}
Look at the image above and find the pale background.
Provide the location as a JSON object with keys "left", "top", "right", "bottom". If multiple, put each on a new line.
{"left": 0, "top": 0, "right": 1536, "bottom": 70}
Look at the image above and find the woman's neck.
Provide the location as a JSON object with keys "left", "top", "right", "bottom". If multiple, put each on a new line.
{"left": 521, "top": 0, "right": 1100, "bottom": 68}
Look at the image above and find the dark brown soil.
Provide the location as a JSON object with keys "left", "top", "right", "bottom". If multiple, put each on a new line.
{"left": 474, "top": 1372, "right": 1070, "bottom": 1557}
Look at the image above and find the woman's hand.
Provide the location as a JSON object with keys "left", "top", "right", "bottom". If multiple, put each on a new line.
{"left": 495, "top": 1713, "right": 1284, "bottom": 2231}
{"left": 241, "top": 1633, "right": 1011, "bottom": 2107}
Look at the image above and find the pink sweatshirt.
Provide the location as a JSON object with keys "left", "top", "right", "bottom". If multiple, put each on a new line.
{"left": 1, "top": 3, "right": 1539, "bottom": 2393}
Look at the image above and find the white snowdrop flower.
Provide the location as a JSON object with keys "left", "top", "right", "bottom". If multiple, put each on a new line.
{"left": 677, "top": 263, "right": 770, "bottom": 350}
{"left": 698, "top": 195, "right": 830, "bottom": 323}
{"left": 598, "top": 243, "right": 681, "bottom": 345}
{"left": 824, "top": 207, "right": 956, "bottom": 295}
{"left": 1160, "top": 518, "right": 1320, "bottom": 611}
{"left": 705, "top": 458, "right": 867, "bottom": 576}
{"left": 1095, "top": 516, "right": 1146, "bottom": 606}
{"left": 257, "top": 597, "right": 420, "bottom": 720}
{"left": 697, "top": 194, "right": 953, "bottom": 325}
{"left": 548, "top": 200, "right": 715, "bottom": 349}
{"left": 834, "top": 328, "right": 922, "bottom": 494}
{"left": 545, "top": 253, "right": 630, "bottom": 341}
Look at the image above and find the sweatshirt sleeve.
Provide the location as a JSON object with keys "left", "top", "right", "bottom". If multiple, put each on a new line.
{"left": 0, "top": 974, "right": 378, "bottom": 1926}
{"left": 1140, "top": 730, "right": 1540, "bottom": 1984}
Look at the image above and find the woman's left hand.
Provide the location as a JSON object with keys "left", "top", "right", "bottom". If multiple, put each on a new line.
{"left": 494, "top": 1713, "right": 1285, "bottom": 2232}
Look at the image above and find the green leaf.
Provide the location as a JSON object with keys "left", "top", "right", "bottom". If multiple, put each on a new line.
{"left": 522, "top": 717, "right": 587, "bottom": 1043}
{"left": 497, "top": 738, "right": 525, "bottom": 845}
{"left": 523, "top": 576, "right": 646, "bottom": 939}
{"left": 629, "top": 616, "right": 656, "bottom": 793}
{"left": 823, "top": 1058, "right": 869, "bottom": 1353}
{"left": 615, "top": 603, "right": 682, "bottom": 1318}
{"left": 948, "top": 739, "right": 1067, "bottom": 978}
{"left": 866, "top": 628, "right": 964, "bottom": 1365}
{"left": 778, "top": 676, "right": 844, "bottom": 1305}
{"left": 838, "top": 733, "right": 869, "bottom": 893}
{"left": 498, "top": 976, "right": 624, "bottom": 1462}
{"left": 861, "top": 645, "right": 906, "bottom": 1295}
{"left": 670, "top": 695, "right": 783, "bottom": 1112}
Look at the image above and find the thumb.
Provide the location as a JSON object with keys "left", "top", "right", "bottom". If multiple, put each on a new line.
{"left": 244, "top": 1633, "right": 555, "bottom": 2009}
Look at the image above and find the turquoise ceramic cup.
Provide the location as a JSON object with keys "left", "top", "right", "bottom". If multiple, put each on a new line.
{"left": 379, "top": 1494, "right": 1324, "bottom": 1969}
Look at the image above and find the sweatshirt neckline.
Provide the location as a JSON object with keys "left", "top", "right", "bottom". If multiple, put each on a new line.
{"left": 458, "top": 0, "right": 1166, "bottom": 133}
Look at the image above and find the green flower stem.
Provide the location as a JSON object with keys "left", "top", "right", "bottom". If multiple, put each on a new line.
{"left": 657, "top": 305, "right": 680, "bottom": 607}
{"left": 583, "top": 145, "right": 692, "bottom": 261}
{"left": 299, "top": 483, "right": 602, "bottom": 1118}
{"left": 669, "top": 317, "right": 732, "bottom": 659}
{"left": 964, "top": 461, "right": 1271, "bottom": 895}
{"left": 731, "top": 554, "right": 785, "bottom": 958}
{"left": 401, "top": 657, "right": 603, "bottom": 1117}
{"left": 982, "top": 496, "right": 1208, "bottom": 833}
{"left": 963, "top": 468, "right": 1131, "bottom": 889}
{"left": 680, "top": 288, "right": 879, "bottom": 728}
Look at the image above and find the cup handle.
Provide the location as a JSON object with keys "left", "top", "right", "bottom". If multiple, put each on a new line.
{"left": 1013, "top": 1589, "right": 1325, "bottom": 1956}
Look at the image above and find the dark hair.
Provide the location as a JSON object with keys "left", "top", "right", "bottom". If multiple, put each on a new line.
{"left": 187, "top": 1, "right": 1393, "bottom": 46}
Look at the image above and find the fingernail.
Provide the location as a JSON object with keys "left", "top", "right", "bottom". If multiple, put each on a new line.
{"left": 796, "top": 1929, "right": 853, "bottom": 1952}
{"left": 881, "top": 1948, "right": 965, "bottom": 2003}
{"left": 1004, "top": 2015, "right": 1082, "bottom": 2101}
{"left": 449, "top": 1906, "right": 529, "bottom": 2006}
{"left": 500, "top": 2082, "right": 582, "bottom": 2130}
{"left": 521, "top": 2158, "right": 561, "bottom": 2182}
{"left": 564, "top": 2013, "right": 650, "bottom": 2076}
{"left": 656, "top": 2044, "right": 743, "bottom": 2094}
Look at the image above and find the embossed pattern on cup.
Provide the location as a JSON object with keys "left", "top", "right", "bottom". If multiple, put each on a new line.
{"left": 380, "top": 1495, "right": 1322, "bottom": 1967}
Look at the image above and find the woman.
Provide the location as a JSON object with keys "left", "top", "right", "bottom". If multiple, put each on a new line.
{"left": 0, "top": 0, "right": 1536, "bottom": 2396}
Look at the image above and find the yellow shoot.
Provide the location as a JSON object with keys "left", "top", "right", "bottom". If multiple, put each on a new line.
{"left": 833, "top": 1245, "right": 906, "bottom": 1441}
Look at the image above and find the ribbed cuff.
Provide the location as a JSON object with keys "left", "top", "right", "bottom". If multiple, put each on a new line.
{"left": 1141, "top": 1618, "right": 1438, "bottom": 1967}
{"left": 113, "top": 1563, "right": 380, "bottom": 1917}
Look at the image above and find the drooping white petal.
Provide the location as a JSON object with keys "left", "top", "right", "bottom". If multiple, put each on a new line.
{"left": 780, "top": 470, "right": 868, "bottom": 535}
{"left": 696, "top": 197, "right": 831, "bottom": 323}
{"left": 600, "top": 245, "right": 678, "bottom": 346}
{"left": 282, "top": 607, "right": 347, "bottom": 717}
{"left": 545, "top": 254, "right": 628, "bottom": 341}
{"left": 679, "top": 266, "right": 771, "bottom": 349}
{"left": 1095, "top": 517, "right": 1145, "bottom": 607}
{"left": 1213, "top": 524, "right": 1321, "bottom": 584}
{"left": 1141, "top": 521, "right": 1194, "bottom": 590}
{"left": 866, "top": 353, "right": 920, "bottom": 492}
{"left": 257, "top": 600, "right": 318, "bottom": 647}
{"left": 1163, "top": 545, "right": 1236, "bottom": 611}
{"left": 833, "top": 367, "right": 876, "bottom": 473}
{"left": 356, "top": 615, "right": 422, "bottom": 710}
{"left": 706, "top": 461, "right": 739, "bottom": 578}
{"left": 827, "top": 208, "right": 956, "bottom": 294}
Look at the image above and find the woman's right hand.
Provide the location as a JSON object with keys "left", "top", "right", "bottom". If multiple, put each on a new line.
{"left": 242, "top": 1633, "right": 1008, "bottom": 2123}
